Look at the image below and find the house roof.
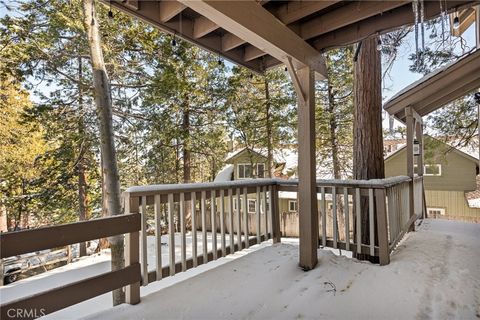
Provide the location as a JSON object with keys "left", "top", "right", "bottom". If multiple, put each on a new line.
{"left": 383, "top": 49, "right": 480, "bottom": 123}
{"left": 225, "top": 148, "right": 268, "bottom": 163}
{"left": 108, "top": 0, "right": 476, "bottom": 75}
{"left": 384, "top": 136, "right": 479, "bottom": 164}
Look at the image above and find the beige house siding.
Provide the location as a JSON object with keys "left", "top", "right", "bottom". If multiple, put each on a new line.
{"left": 425, "top": 190, "right": 480, "bottom": 223}
{"left": 227, "top": 150, "right": 267, "bottom": 180}
{"left": 385, "top": 148, "right": 477, "bottom": 192}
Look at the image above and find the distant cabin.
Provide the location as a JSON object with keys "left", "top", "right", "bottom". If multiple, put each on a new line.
{"left": 385, "top": 137, "right": 480, "bottom": 222}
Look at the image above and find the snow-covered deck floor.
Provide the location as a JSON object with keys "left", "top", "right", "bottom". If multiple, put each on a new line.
{"left": 82, "top": 219, "right": 479, "bottom": 320}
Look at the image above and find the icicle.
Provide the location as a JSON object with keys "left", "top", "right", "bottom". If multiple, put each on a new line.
{"left": 413, "top": 0, "right": 420, "bottom": 68}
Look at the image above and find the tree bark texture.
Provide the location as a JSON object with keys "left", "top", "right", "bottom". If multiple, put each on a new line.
{"left": 264, "top": 77, "right": 273, "bottom": 178}
{"left": 82, "top": 0, "right": 124, "bottom": 305}
{"left": 77, "top": 56, "right": 88, "bottom": 257}
{"left": 327, "top": 81, "right": 346, "bottom": 241}
{"left": 353, "top": 36, "right": 385, "bottom": 262}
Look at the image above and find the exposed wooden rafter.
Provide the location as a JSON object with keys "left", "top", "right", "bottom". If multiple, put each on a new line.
{"left": 159, "top": 1, "right": 186, "bottom": 23}
{"left": 300, "top": 1, "right": 409, "bottom": 40}
{"left": 313, "top": 0, "right": 477, "bottom": 50}
{"left": 109, "top": 0, "right": 268, "bottom": 72}
{"left": 178, "top": 0, "right": 327, "bottom": 77}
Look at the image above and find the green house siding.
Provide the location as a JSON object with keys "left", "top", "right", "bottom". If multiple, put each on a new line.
{"left": 385, "top": 148, "right": 477, "bottom": 192}
{"left": 425, "top": 190, "right": 480, "bottom": 223}
{"left": 385, "top": 141, "right": 479, "bottom": 220}
{"left": 227, "top": 149, "right": 267, "bottom": 180}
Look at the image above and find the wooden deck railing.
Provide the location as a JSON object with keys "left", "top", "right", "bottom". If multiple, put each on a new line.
{"left": 0, "top": 214, "right": 141, "bottom": 320}
{"left": 124, "top": 179, "right": 281, "bottom": 288}
{"left": 0, "top": 176, "right": 417, "bottom": 318}
{"left": 277, "top": 176, "right": 413, "bottom": 265}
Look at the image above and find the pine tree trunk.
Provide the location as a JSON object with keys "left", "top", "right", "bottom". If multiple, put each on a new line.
{"left": 82, "top": 0, "right": 124, "bottom": 305}
{"left": 353, "top": 36, "right": 384, "bottom": 262}
{"left": 264, "top": 77, "right": 273, "bottom": 178}
{"left": 182, "top": 105, "right": 191, "bottom": 229}
{"left": 327, "top": 81, "right": 346, "bottom": 240}
{"left": 78, "top": 56, "right": 88, "bottom": 257}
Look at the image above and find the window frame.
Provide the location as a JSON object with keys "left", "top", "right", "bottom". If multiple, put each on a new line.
{"left": 248, "top": 199, "right": 257, "bottom": 214}
{"left": 288, "top": 200, "right": 298, "bottom": 212}
{"left": 414, "top": 164, "right": 442, "bottom": 176}
{"left": 424, "top": 164, "right": 442, "bottom": 176}
{"left": 237, "top": 163, "right": 266, "bottom": 179}
{"left": 427, "top": 207, "right": 446, "bottom": 216}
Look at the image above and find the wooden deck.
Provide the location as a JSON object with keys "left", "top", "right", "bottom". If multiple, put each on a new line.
{"left": 82, "top": 219, "right": 480, "bottom": 320}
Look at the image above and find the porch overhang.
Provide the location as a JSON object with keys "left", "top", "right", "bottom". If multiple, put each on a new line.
{"left": 107, "top": 0, "right": 478, "bottom": 75}
{"left": 383, "top": 49, "right": 480, "bottom": 123}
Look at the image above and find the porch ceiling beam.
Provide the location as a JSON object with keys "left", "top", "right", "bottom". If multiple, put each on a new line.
{"left": 272, "top": 0, "right": 341, "bottom": 25}
{"left": 300, "top": 1, "right": 409, "bottom": 40}
{"left": 313, "top": 0, "right": 477, "bottom": 50}
{"left": 178, "top": 0, "right": 327, "bottom": 78}
{"left": 193, "top": 16, "right": 219, "bottom": 39}
{"left": 222, "top": 33, "right": 245, "bottom": 51}
{"left": 159, "top": 1, "right": 186, "bottom": 23}
{"left": 109, "top": 0, "right": 265, "bottom": 73}
{"left": 244, "top": 46, "right": 267, "bottom": 62}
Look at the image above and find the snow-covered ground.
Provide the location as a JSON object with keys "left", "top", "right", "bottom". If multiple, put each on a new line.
{"left": 2, "top": 219, "right": 479, "bottom": 319}
{"left": 82, "top": 219, "right": 479, "bottom": 320}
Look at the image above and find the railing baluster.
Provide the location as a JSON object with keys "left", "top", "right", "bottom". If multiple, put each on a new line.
{"left": 262, "top": 186, "right": 268, "bottom": 238}
{"left": 228, "top": 188, "right": 234, "bottom": 252}
{"left": 154, "top": 194, "right": 162, "bottom": 280}
{"left": 201, "top": 190, "right": 208, "bottom": 263}
{"left": 256, "top": 186, "right": 261, "bottom": 244}
{"left": 168, "top": 193, "right": 175, "bottom": 276}
{"left": 211, "top": 190, "right": 217, "bottom": 260}
{"left": 220, "top": 189, "right": 226, "bottom": 257}
{"left": 191, "top": 191, "right": 197, "bottom": 267}
{"left": 321, "top": 186, "right": 326, "bottom": 247}
{"left": 243, "top": 187, "right": 249, "bottom": 249}
{"left": 343, "top": 188, "right": 350, "bottom": 251}
{"left": 140, "top": 196, "right": 148, "bottom": 286}
{"left": 332, "top": 186, "right": 337, "bottom": 249}
{"left": 180, "top": 192, "right": 186, "bottom": 272}
{"left": 369, "top": 188, "right": 375, "bottom": 257}
{"left": 236, "top": 188, "right": 242, "bottom": 250}
{"left": 355, "top": 188, "right": 361, "bottom": 254}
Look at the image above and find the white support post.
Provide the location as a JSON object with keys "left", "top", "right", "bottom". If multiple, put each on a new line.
{"left": 290, "top": 65, "right": 318, "bottom": 270}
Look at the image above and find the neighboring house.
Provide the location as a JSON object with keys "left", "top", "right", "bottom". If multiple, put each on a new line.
{"left": 385, "top": 137, "right": 480, "bottom": 222}
{"left": 214, "top": 147, "right": 300, "bottom": 216}
{"left": 214, "top": 148, "right": 341, "bottom": 237}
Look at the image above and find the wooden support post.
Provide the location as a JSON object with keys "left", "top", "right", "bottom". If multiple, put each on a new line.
{"left": 291, "top": 66, "right": 318, "bottom": 270}
{"left": 405, "top": 107, "right": 415, "bottom": 232}
{"left": 270, "top": 184, "right": 281, "bottom": 243}
{"left": 125, "top": 193, "right": 140, "bottom": 304}
{"left": 375, "top": 189, "right": 390, "bottom": 266}
{"left": 415, "top": 120, "right": 426, "bottom": 219}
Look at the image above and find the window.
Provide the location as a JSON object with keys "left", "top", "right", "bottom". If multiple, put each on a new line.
{"left": 427, "top": 207, "right": 445, "bottom": 217}
{"left": 424, "top": 164, "right": 442, "bottom": 176}
{"left": 288, "top": 200, "right": 298, "bottom": 212}
{"left": 414, "top": 164, "right": 442, "bottom": 176}
{"left": 248, "top": 199, "right": 257, "bottom": 213}
{"left": 237, "top": 163, "right": 265, "bottom": 179}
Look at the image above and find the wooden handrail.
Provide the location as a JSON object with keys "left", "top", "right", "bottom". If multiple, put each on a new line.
{"left": 0, "top": 263, "right": 141, "bottom": 320}
{"left": 0, "top": 214, "right": 141, "bottom": 259}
